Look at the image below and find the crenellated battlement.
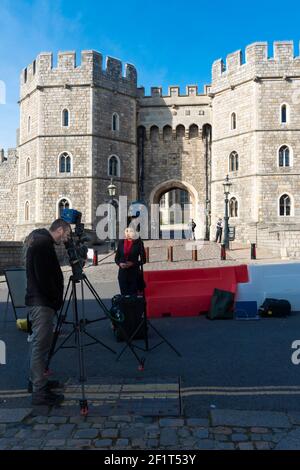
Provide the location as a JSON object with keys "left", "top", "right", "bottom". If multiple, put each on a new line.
{"left": 20, "top": 50, "right": 137, "bottom": 98}
{"left": 138, "top": 83, "right": 210, "bottom": 99}
{"left": 211, "top": 41, "right": 300, "bottom": 92}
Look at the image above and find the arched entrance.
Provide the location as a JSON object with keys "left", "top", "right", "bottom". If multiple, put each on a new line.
{"left": 149, "top": 180, "right": 200, "bottom": 239}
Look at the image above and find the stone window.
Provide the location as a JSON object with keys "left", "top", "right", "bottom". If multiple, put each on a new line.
{"left": 62, "top": 109, "right": 69, "bottom": 127}
{"left": 26, "top": 158, "right": 31, "bottom": 177}
{"left": 279, "top": 194, "right": 291, "bottom": 216}
{"left": 59, "top": 152, "right": 72, "bottom": 173}
{"left": 176, "top": 125, "right": 185, "bottom": 140}
{"left": 112, "top": 113, "right": 120, "bottom": 132}
{"left": 229, "top": 197, "right": 238, "bottom": 217}
{"left": 279, "top": 145, "right": 290, "bottom": 167}
{"left": 229, "top": 151, "right": 239, "bottom": 172}
{"left": 28, "top": 116, "right": 31, "bottom": 134}
{"left": 163, "top": 125, "right": 172, "bottom": 142}
{"left": 150, "top": 125, "right": 159, "bottom": 142}
{"left": 24, "top": 68, "right": 27, "bottom": 83}
{"left": 280, "top": 104, "right": 289, "bottom": 124}
{"left": 33, "top": 60, "right": 36, "bottom": 75}
{"left": 108, "top": 155, "right": 120, "bottom": 177}
{"left": 189, "top": 124, "right": 199, "bottom": 139}
{"left": 231, "top": 112, "right": 237, "bottom": 130}
{"left": 58, "top": 198, "right": 70, "bottom": 218}
{"left": 24, "top": 201, "right": 30, "bottom": 222}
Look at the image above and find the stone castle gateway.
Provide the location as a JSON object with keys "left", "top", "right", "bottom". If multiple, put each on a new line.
{"left": 2, "top": 41, "right": 300, "bottom": 257}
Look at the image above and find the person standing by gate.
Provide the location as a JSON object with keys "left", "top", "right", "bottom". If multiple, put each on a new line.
{"left": 188, "top": 219, "right": 196, "bottom": 240}
{"left": 215, "top": 218, "right": 223, "bottom": 243}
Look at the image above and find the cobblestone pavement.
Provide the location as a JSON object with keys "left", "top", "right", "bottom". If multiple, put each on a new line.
{"left": 0, "top": 407, "right": 300, "bottom": 450}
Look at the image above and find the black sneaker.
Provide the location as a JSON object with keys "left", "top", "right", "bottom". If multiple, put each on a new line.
{"left": 32, "top": 389, "right": 64, "bottom": 406}
{"left": 28, "top": 380, "right": 63, "bottom": 393}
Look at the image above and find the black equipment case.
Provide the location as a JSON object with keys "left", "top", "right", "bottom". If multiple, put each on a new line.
{"left": 110, "top": 294, "right": 146, "bottom": 342}
{"left": 258, "top": 298, "right": 291, "bottom": 318}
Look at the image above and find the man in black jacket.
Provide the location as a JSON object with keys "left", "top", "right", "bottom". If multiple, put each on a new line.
{"left": 25, "top": 219, "right": 71, "bottom": 406}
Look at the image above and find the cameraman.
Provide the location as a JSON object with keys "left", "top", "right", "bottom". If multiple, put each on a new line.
{"left": 25, "top": 219, "right": 71, "bottom": 406}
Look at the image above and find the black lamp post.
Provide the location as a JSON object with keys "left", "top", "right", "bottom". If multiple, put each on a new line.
{"left": 107, "top": 178, "right": 117, "bottom": 250}
{"left": 223, "top": 174, "right": 232, "bottom": 249}
{"left": 205, "top": 199, "right": 211, "bottom": 241}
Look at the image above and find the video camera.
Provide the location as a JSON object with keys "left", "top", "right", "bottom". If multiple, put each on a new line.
{"left": 61, "top": 208, "right": 89, "bottom": 280}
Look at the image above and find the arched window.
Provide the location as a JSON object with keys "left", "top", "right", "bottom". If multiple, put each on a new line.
{"left": 112, "top": 113, "right": 119, "bottom": 131}
{"left": 58, "top": 198, "right": 70, "bottom": 218}
{"left": 229, "top": 151, "right": 239, "bottom": 172}
{"left": 150, "top": 125, "right": 159, "bottom": 142}
{"left": 62, "top": 109, "right": 69, "bottom": 127}
{"left": 163, "top": 125, "right": 172, "bottom": 142}
{"left": 176, "top": 125, "right": 185, "bottom": 140}
{"left": 108, "top": 155, "right": 120, "bottom": 177}
{"left": 26, "top": 158, "right": 31, "bottom": 177}
{"left": 281, "top": 104, "right": 289, "bottom": 124}
{"left": 59, "top": 152, "right": 71, "bottom": 173}
{"left": 25, "top": 201, "right": 30, "bottom": 222}
{"left": 231, "top": 112, "right": 237, "bottom": 130}
{"left": 279, "top": 145, "right": 290, "bottom": 167}
{"left": 229, "top": 197, "right": 238, "bottom": 217}
{"left": 279, "top": 194, "right": 292, "bottom": 216}
{"left": 28, "top": 116, "right": 31, "bottom": 134}
{"left": 189, "top": 124, "right": 199, "bottom": 139}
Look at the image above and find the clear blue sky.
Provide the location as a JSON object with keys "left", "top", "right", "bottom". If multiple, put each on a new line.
{"left": 1, "top": 0, "right": 300, "bottom": 149}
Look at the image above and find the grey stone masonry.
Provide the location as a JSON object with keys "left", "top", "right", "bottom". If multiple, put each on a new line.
{"left": 3, "top": 42, "right": 300, "bottom": 255}
{"left": 0, "top": 408, "right": 299, "bottom": 450}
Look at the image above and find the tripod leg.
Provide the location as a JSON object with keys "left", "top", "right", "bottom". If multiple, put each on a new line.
{"left": 83, "top": 331, "right": 116, "bottom": 354}
{"left": 83, "top": 275, "right": 144, "bottom": 368}
{"left": 147, "top": 320, "right": 181, "bottom": 357}
{"left": 46, "top": 278, "right": 72, "bottom": 371}
{"left": 72, "top": 279, "right": 88, "bottom": 415}
{"left": 83, "top": 277, "right": 111, "bottom": 316}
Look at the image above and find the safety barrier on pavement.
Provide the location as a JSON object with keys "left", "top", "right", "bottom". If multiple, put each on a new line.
{"left": 144, "top": 265, "right": 249, "bottom": 318}
{"left": 236, "top": 263, "right": 300, "bottom": 311}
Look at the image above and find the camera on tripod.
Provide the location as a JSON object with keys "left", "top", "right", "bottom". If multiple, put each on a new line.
{"left": 61, "top": 208, "right": 89, "bottom": 280}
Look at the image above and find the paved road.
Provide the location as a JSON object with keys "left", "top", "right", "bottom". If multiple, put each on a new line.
{"left": 1, "top": 279, "right": 300, "bottom": 416}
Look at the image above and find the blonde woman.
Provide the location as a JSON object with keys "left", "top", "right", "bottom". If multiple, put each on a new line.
{"left": 115, "top": 227, "right": 146, "bottom": 295}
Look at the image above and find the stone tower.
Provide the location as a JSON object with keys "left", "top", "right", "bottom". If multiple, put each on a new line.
{"left": 137, "top": 85, "right": 212, "bottom": 239}
{"left": 210, "top": 41, "right": 300, "bottom": 243}
{"left": 16, "top": 51, "right": 138, "bottom": 239}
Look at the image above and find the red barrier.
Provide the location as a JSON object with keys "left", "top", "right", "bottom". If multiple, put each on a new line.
{"left": 143, "top": 265, "right": 249, "bottom": 318}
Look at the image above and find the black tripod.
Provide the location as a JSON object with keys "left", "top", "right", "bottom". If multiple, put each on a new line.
{"left": 116, "top": 239, "right": 182, "bottom": 367}
{"left": 46, "top": 272, "right": 144, "bottom": 415}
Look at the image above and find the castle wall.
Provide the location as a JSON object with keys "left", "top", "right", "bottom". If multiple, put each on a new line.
{"left": 2, "top": 43, "right": 300, "bottom": 253}
{"left": 92, "top": 86, "right": 137, "bottom": 227}
{"left": 16, "top": 51, "right": 138, "bottom": 240}
{"left": 0, "top": 150, "right": 18, "bottom": 240}
{"left": 210, "top": 41, "right": 300, "bottom": 243}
